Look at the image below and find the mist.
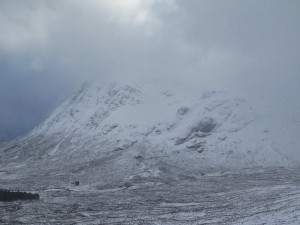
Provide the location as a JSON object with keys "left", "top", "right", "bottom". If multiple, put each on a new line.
{"left": 1, "top": 0, "right": 300, "bottom": 142}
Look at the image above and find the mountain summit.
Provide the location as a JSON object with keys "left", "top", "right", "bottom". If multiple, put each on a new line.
{"left": 0, "top": 82, "right": 298, "bottom": 186}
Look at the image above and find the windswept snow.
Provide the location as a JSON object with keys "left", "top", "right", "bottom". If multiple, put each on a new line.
{"left": 0, "top": 82, "right": 299, "bottom": 224}
{"left": 0, "top": 82, "right": 299, "bottom": 184}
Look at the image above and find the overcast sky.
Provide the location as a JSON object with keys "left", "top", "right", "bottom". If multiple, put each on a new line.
{"left": 1, "top": 0, "right": 300, "bottom": 142}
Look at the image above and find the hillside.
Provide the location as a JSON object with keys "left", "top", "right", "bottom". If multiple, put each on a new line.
{"left": 0, "top": 82, "right": 298, "bottom": 186}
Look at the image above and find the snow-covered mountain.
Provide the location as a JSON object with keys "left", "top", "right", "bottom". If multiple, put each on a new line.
{"left": 0, "top": 82, "right": 299, "bottom": 185}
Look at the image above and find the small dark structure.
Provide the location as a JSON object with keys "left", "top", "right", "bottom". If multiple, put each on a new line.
{"left": 0, "top": 189, "right": 39, "bottom": 202}
{"left": 71, "top": 181, "right": 80, "bottom": 186}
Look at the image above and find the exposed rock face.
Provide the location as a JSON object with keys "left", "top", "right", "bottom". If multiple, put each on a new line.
{"left": 193, "top": 117, "right": 217, "bottom": 133}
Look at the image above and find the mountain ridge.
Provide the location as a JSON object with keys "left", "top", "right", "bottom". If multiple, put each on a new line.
{"left": 0, "top": 82, "right": 299, "bottom": 186}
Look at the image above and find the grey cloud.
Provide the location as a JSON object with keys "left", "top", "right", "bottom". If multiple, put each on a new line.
{"left": 165, "top": 0, "right": 300, "bottom": 104}
{"left": 0, "top": 0, "right": 300, "bottom": 141}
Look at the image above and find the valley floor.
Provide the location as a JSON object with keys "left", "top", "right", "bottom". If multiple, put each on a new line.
{"left": 1, "top": 168, "right": 300, "bottom": 225}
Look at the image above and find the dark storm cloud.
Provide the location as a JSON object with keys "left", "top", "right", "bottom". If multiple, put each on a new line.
{"left": 0, "top": 0, "right": 300, "bottom": 141}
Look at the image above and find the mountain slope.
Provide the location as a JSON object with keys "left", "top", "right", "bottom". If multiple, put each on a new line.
{"left": 0, "top": 82, "right": 298, "bottom": 186}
